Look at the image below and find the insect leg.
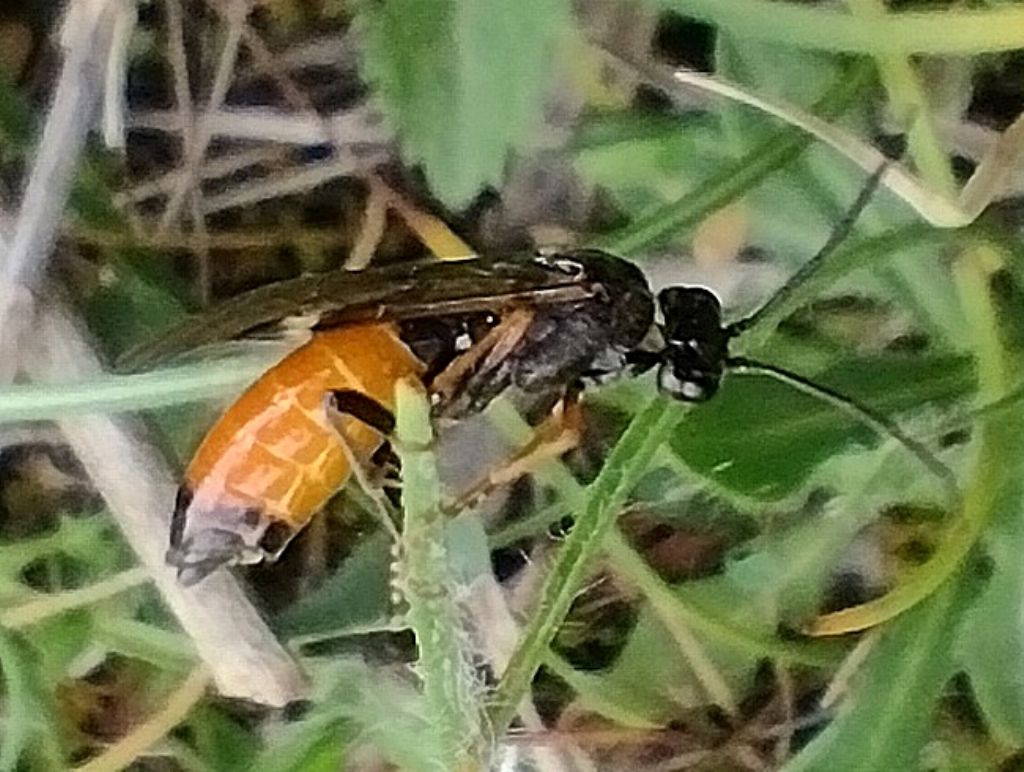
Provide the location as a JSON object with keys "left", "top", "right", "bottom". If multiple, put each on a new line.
{"left": 431, "top": 307, "right": 535, "bottom": 417}
{"left": 330, "top": 389, "right": 396, "bottom": 435}
{"left": 325, "top": 389, "right": 401, "bottom": 538}
{"left": 444, "top": 385, "right": 585, "bottom": 514}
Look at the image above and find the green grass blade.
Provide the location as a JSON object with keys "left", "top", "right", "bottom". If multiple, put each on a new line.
{"left": 486, "top": 396, "right": 677, "bottom": 734}
{"left": 0, "top": 356, "right": 272, "bottom": 423}
{"left": 656, "top": 0, "right": 1024, "bottom": 55}
{"left": 601, "top": 60, "right": 871, "bottom": 255}
{"left": 784, "top": 568, "right": 983, "bottom": 772}
{"left": 808, "top": 240, "right": 1019, "bottom": 635}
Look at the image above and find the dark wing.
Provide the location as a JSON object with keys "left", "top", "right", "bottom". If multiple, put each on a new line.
{"left": 117, "top": 256, "right": 597, "bottom": 373}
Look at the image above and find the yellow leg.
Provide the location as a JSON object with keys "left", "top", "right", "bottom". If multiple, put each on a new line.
{"left": 445, "top": 392, "right": 584, "bottom": 514}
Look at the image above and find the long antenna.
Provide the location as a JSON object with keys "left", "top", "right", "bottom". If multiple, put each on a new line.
{"left": 728, "top": 161, "right": 890, "bottom": 338}
{"left": 726, "top": 355, "right": 960, "bottom": 502}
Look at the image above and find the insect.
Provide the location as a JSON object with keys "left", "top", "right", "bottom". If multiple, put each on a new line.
{"left": 148, "top": 253, "right": 659, "bottom": 585}
{"left": 127, "top": 166, "right": 951, "bottom": 585}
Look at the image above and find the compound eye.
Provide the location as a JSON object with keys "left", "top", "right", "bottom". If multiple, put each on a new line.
{"left": 657, "top": 363, "right": 710, "bottom": 402}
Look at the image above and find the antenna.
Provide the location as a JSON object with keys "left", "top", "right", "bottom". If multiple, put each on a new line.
{"left": 728, "top": 160, "right": 958, "bottom": 499}
{"left": 726, "top": 356, "right": 960, "bottom": 501}
{"left": 728, "top": 161, "right": 890, "bottom": 338}
{"left": 648, "top": 158, "right": 959, "bottom": 499}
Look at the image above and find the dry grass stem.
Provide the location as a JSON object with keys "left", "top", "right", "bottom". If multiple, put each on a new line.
{"left": 0, "top": 567, "right": 151, "bottom": 630}
{"left": 22, "top": 302, "right": 308, "bottom": 707}
{"left": 0, "top": 0, "right": 121, "bottom": 375}
{"left": 200, "top": 154, "right": 388, "bottom": 215}
{"left": 158, "top": 0, "right": 246, "bottom": 232}
{"left": 129, "top": 104, "right": 391, "bottom": 146}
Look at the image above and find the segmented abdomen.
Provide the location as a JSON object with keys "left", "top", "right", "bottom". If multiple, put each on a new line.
{"left": 184, "top": 323, "right": 423, "bottom": 529}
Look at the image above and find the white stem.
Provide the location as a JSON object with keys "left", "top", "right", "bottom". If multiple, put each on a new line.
{"left": 0, "top": 0, "right": 121, "bottom": 378}
{"left": 22, "top": 302, "right": 308, "bottom": 707}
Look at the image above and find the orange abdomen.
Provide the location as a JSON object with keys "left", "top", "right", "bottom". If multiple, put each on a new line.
{"left": 185, "top": 323, "right": 424, "bottom": 530}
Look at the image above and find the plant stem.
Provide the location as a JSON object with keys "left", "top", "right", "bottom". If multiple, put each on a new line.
{"left": 486, "top": 396, "right": 677, "bottom": 735}
{"left": 659, "top": 0, "right": 1024, "bottom": 55}
{"left": 394, "top": 380, "right": 484, "bottom": 769}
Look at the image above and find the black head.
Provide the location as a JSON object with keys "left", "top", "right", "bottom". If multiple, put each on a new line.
{"left": 652, "top": 286, "right": 731, "bottom": 402}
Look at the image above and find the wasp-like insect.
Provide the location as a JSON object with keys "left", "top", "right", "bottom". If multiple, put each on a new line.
{"left": 124, "top": 167, "right": 950, "bottom": 585}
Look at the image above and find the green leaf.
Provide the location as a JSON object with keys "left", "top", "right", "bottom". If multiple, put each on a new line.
{"left": 81, "top": 262, "right": 188, "bottom": 357}
{"left": 0, "top": 74, "right": 32, "bottom": 153}
{"left": 93, "top": 618, "right": 193, "bottom": 671}
{"left": 275, "top": 733, "right": 346, "bottom": 772}
{"left": 566, "top": 544, "right": 846, "bottom": 727}
{"left": 0, "top": 515, "right": 122, "bottom": 594}
{"left": 957, "top": 414, "right": 1024, "bottom": 744}
{"left": 275, "top": 532, "right": 393, "bottom": 638}
{"left": 31, "top": 615, "right": 94, "bottom": 678}
{"left": 256, "top": 659, "right": 440, "bottom": 772}
{"left": 256, "top": 715, "right": 348, "bottom": 772}
{"left": 716, "top": 36, "right": 843, "bottom": 127}
{"left": 722, "top": 438, "right": 940, "bottom": 624}
{"left": 582, "top": 602, "right": 755, "bottom": 723}
{"left": 713, "top": 37, "right": 857, "bottom": 254}
{"left": 926, "top": 739, "right": 999, "bottom": 772}
{"left": 652, "top": 0, "right": 1024, "bottom": 56}
{"left": 669, "top": 354, "right": 972, "bottom": 499}
{"left": 188, "top": 705, "right": 261, "bottom": 772}
{"left": 573, "top": 111, "right": 722, "bottom": 216}
{"left": 600, "top": 60, "right": 872, "bottom": 255}
{"left": 544, "top": 652, "right": 668, "bottom": 728}
{"left": 356, "top": 0, "right": 571, "bottom": 207}
{"left": 783, "top": 567, "right": 984, "bottom": 772}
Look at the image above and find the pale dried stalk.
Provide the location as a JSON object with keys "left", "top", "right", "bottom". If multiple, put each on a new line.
{"left": 0, "top": 0, "right": 122, "bottom": 379}
{"left": 0, "top": 0, "right": 305, "bottom": 708}
{"left": 158, "top": 0, "right": 246, "bottom": 232}
{"left": 129, "top": 104, "right": 390, "bottom": 146}
{"left": 163, "top": 0, "right": 211, "bottom": 303}
{"left": 223, "top": 3, "right": 315, "bottom": 113}
{"left": 22, "top": 302, "right": 308, "bottom": 707}
{"left": 121, "top": 146, "right": 289, "bottom": 206}
{"left": 200, "top": 152, "right": 388, "bottom": 215}
{"left": 0, "top": 567, "right": 151, "bottom": 630}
